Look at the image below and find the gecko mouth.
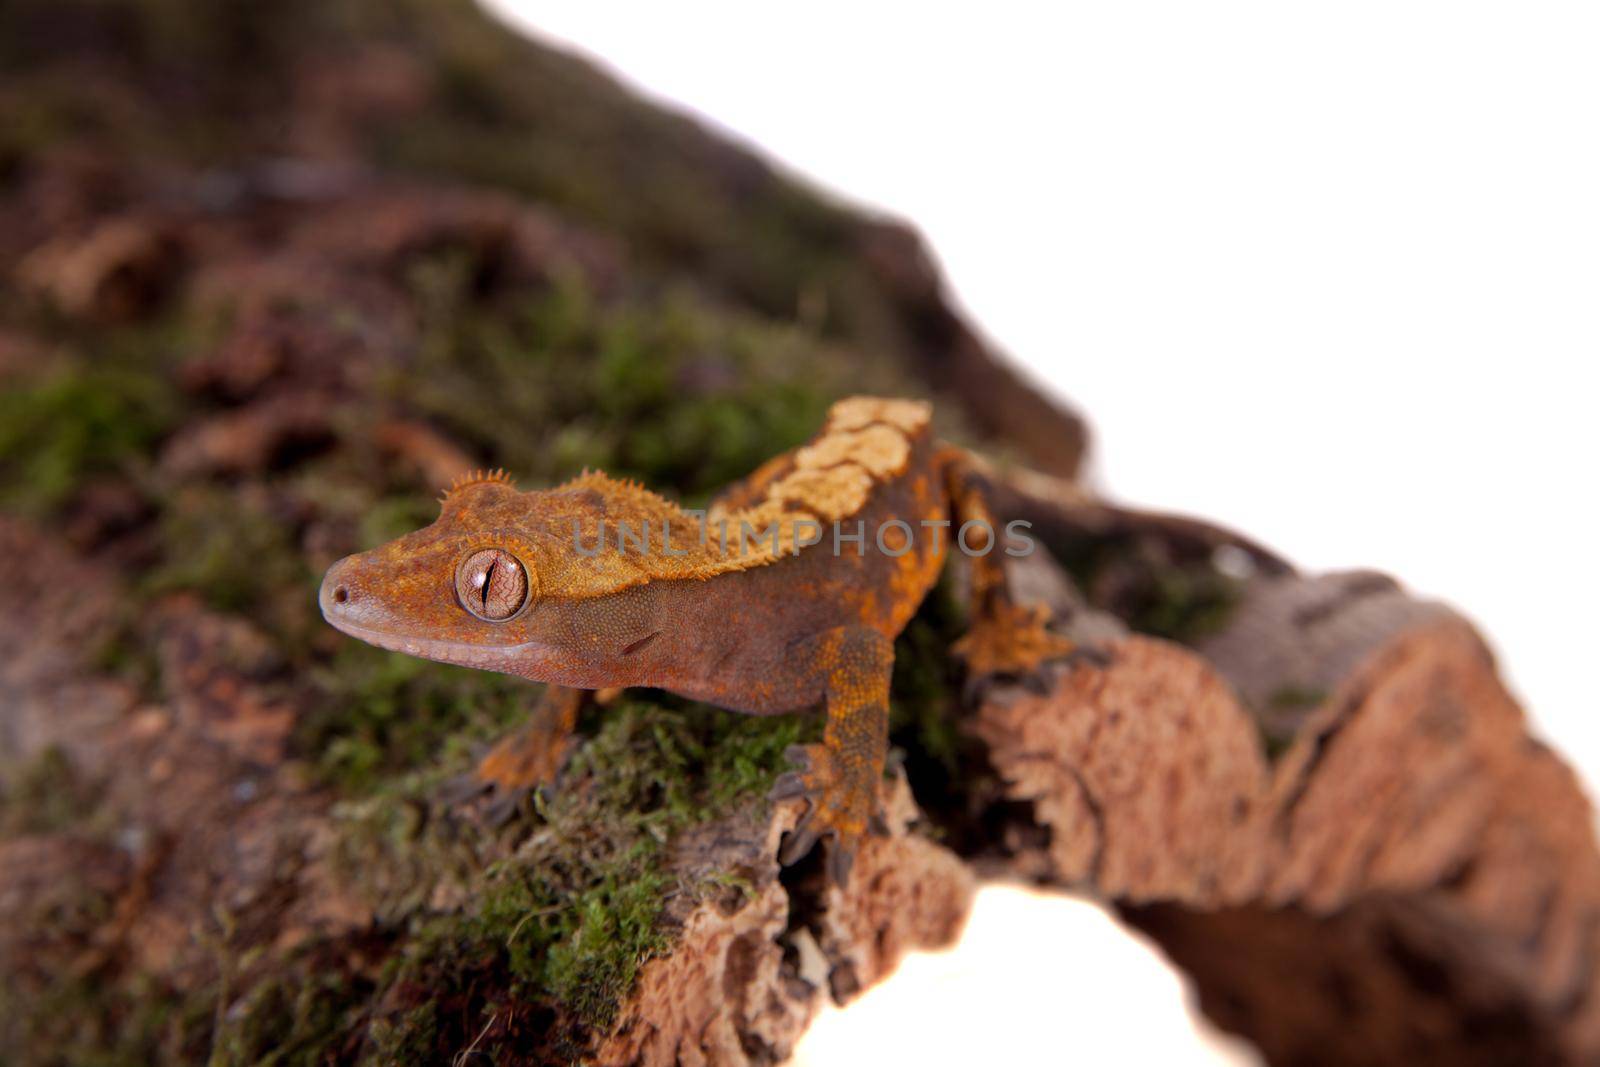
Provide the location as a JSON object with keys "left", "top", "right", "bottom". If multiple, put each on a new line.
{"left": 324, "top": 613, "right": 460, "bottom": 658}
{"left": 322, "top": 611, "right": 535, "bottom": 672}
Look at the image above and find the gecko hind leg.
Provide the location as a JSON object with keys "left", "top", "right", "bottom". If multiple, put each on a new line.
{"left": 769, "top": 626, "right": 894, "bottom": 886}
{"left": 442, "top": 684, "right": 583, "bottom": 825}
{"left": 942, "top": 453, "right": 1075, "bottom": 684}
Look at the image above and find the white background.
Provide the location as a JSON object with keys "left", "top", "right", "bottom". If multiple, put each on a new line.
{"left": 488, "top": 4, "right": 1598, "bottom": 1063}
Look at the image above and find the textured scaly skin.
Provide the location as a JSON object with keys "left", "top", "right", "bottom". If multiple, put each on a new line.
{"left": 320, "top": 398, "right": 1069, "bottom": 882}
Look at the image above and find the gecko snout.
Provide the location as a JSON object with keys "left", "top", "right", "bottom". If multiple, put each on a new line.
{"left": 318, "top": 553, "right": 379, "bottom": 630}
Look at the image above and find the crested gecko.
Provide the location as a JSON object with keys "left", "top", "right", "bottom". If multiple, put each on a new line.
{"left": 319, "top": 397, "right": 1069, "bottom": 883}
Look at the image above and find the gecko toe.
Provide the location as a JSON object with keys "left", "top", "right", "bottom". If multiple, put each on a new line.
{"left": 481, "top": 789, "right": 524, "bottom": 827}
{"left": 827, "top": 841, "right": 856, "bottom": 887}
{"left": 441, "top": 719, "right": 576, "bottom": 828}
{"left": 771, "top": 741, "right": 879, "bottom": 879}
{"left": 1021, "top": 671, "right": 1053, "bottom": 696}
{"left": 960, "top": 673, "right": 990, "bottom": 704}
{"left": 769, "top": 772, "right": 808, "bottom": 801}
{"left": 436, "top": 764, "right": 545, "bottom": 829}
{"left": 778, "top": 809, "right": 822, "bottom": 866}
{"left": 438, "top": 771, "right": 487, "bottom": 806}
{"left": 954, "top": 598, "right": 1074, "bottom": 696}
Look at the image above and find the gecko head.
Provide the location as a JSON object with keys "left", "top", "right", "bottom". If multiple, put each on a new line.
{"left": 319, "top": 469, "right": 677, "bottom": 681}
{"left": 318, "top": 474, "right": 553, "bottom": 673}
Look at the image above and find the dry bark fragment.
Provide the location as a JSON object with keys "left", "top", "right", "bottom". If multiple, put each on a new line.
{"left": 14, "top": 214, "right": 184, "bottom": 322}
{"left": 970, "top": 581, "right": 1600, "bottom": 1066}
{"left": 160, "top": 390, "right": 338, "bottom": 478}
{"left": 597, "top": 781, "right": 973, "bottom": 1066}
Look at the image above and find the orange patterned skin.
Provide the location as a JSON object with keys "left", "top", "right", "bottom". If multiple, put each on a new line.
{"left": 320, "top": 398, "right": 1069, "bottom": 882}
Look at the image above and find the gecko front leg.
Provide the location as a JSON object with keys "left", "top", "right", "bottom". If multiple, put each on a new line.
{"left": 447, "top": 684, "right": 584, "bottom": 824}
{"left": 942, "top": 450, "right": 1075, "bottom": 681}
{"left": 770, "top": 626, "right": 893, "bottom": 886}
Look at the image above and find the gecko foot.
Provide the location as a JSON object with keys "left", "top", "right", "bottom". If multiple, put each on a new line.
{"left": 439, "top": 722, "right": 576, "bottom": 826}
{"left": 770, "top": 742, "right": 888, "bottom": 886}
{"left": 952, "top": 598, "right": 1074, "bottom": 693}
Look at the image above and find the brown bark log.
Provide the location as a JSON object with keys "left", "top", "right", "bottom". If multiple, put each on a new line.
{"left": 971, "top": 588, "right": 1600, "bottom": 1065}
{"left": 2, "top": 2, "right": 1596, "bottom": 1063}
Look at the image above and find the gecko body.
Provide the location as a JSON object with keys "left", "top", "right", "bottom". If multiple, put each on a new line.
{"left": 320, "top": 397, "right": 1067, "bottom": 881}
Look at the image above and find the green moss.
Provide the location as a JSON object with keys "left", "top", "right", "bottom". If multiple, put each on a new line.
{"left": 142, "top": 487, "right": 308, "bottom": 616}
{"left": 700, "top": 706, "right": 815, "bottom": 811}
{"left": 493, "top": 700, "right": 807, "bottom": 1032}
{"left": 360, "top": 1001, "right": 438, "bottom": 1065}
{"left": 0, "top": 304, "right": 218, "bottom": 516}
{"left": 1259, "top": 729, "right": 1295, "bottom": 763}
{"left": 1256, "top": 685, "right": 1328, "bottom": 762}
{"left": 1267, "top": 684, "right": 1327, "bottom": 712}
{"left": 328, "top": 697, "right": 813, "bottom": 1049}
{"left": 0, "top": 837, "right": 210, "bottom": 1065}
{"left": 0, "top": 366, "right": 178, "bottom": 515}
{"left": 1043, "top": 530, "right": 1243, "bottom": 646}
{"left": 889, "top": 574, "right": 968, "bottom": 777}
{"left": 1, "top": 0, "right": 951, "bottom": 387}
{"left": 0, "top": 81, "right": 102, "bottom": 185}
{"left": 0, "top": 971, "right": 207, "bottom": 1067}
{"left": 0, "top": 746, "right": 104, "bottom": 838}
{"left": 300, "top": 643, "right": 531, "bottom": 794}
{"left": 359, "top": 4, "right": 866, "bottom": 320}
{"left": 208, "top": 965, "right": 373, "bottom": 1067}
{"left": 394, "top": 267, "right": 856, "bottom": 503}
{"left": 355, "top": 494, "right": 441, "bottom": 550}
{"left": 540, "top": 865, "right": 673, "bottom": 1029}
{"left": 1128, "top": 565, "right": 1242, "bottom": 643}
{"left": 88, "top": 605, "right": 163, "bottom": 695}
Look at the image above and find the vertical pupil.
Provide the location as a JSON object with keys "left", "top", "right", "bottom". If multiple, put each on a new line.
{"left": 481, "top": 557, "right": 497, "bottom": 608}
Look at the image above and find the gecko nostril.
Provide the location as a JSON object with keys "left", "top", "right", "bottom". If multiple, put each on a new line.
{"left": 333, "top": 586, "right": 349, "bottom": 604}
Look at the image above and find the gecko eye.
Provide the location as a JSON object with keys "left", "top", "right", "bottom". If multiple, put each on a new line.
{"left": 455, "top": 548, "right": 528, "bottom": 621}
